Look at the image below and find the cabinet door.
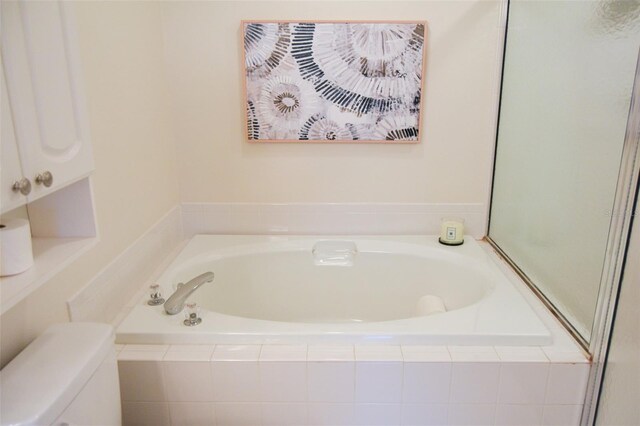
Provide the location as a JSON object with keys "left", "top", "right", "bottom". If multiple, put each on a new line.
{"left": 1, "top": 1, "right": 94, "bottom": 202}
{"left": 1, "top": 61, "right": 28, "bottom": 213}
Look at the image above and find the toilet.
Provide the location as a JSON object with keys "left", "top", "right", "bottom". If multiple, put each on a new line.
{"left": 0, "top": 323, "right": 121, "bottom": 425}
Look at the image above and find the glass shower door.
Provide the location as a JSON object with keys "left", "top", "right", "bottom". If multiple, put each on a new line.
{"left": 489, "top": 0, "right": 640, "bottom": 342}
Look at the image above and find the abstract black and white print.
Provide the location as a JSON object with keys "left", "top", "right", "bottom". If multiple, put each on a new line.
{"left": 243, "top": 22, "right": 425, "bottom": 143}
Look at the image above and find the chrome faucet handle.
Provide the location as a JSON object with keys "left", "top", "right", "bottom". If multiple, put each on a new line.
{"left": 183, "top": 302, "right": 202, "bottom": 326}
{"left": 147, "top": 284, "right": 165, "bottom": 306}
{"left": 164, "top": 272, "right": 214, "bottom": 315}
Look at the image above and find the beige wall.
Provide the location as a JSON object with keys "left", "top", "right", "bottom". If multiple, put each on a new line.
{"left": 0, "top": 1, "right": 180, "bottom": 368}
{"left": 161, "top": 1, "right": 503, "bottom": 203}
{"left": 0, "top": 0, "right": 504, "bottom": 367}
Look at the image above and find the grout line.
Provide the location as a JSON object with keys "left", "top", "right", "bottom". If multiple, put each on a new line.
{"left": 257, "top": 344, "right": 264, "bottom": 362}
{"left": 543, "top": 361, "right": 554, "bottom": 406}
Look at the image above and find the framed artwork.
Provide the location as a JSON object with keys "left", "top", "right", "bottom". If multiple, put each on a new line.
{"left": 242, "top": 21, "right": 426, "bottom": 143}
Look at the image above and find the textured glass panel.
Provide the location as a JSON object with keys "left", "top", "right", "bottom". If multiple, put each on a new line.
{"left": 490, "top": 0, "right": 640, "bottom": 340}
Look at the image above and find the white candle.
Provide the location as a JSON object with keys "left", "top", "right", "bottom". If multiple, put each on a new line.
{"left": 439, "top": 218, "right": 465, "bottom": 245}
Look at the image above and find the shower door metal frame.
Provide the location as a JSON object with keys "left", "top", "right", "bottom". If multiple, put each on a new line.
{"left": 581, "top": 50, "right": 640, "bottom": 426}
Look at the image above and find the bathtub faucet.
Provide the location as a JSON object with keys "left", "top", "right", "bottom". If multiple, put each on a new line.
{"left": 164, "top": 272, "right": 214, "bottom": 315}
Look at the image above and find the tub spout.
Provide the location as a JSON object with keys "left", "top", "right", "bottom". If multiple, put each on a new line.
{"left": 164, "top": 272, "right": 214, "bottom": 315}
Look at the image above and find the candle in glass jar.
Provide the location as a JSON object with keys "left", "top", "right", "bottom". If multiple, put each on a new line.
{"left": 439, "top": 218, "right": 465, "bottom": 246}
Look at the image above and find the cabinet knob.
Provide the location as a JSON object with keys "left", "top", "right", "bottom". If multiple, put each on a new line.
{"left": 35, "top": 171, "right": 53, "bottom": 187}
{"left": 12, "top": 178, "right": 32, "bottom": 195}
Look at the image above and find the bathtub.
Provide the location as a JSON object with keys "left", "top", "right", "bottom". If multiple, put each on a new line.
{"left": 116, "top": 235, "right": 551, "bottom": 346}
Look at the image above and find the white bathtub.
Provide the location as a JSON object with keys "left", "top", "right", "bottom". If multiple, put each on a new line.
{"left": 116, "top": 235, "right": 551, "bottom": 345}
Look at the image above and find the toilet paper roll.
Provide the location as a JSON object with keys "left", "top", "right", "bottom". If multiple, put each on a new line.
{"left": 1, "top": 218, "right": 34, "bottom": 277}
{"left": 415, "top": 295, "right": 447, "bottom": 316}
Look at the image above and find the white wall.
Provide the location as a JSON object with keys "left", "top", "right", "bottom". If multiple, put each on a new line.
{"left": 161, "top": 0, "right": 503, "bottom": 204}
{"left": 0, "top": 1, "right": 180, "bottom": 368}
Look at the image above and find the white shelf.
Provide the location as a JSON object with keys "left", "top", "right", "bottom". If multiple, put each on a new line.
{"left": 0, "top": 236, "right": 98, "bottom": 314}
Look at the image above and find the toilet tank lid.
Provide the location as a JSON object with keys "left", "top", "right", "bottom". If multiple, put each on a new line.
{"left": 0, "top": 322, "right": 115, "bottom": 426}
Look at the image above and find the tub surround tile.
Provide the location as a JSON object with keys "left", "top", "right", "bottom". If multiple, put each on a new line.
{"left": 542, "top": 404, "right": 583, "bottom": 425}
{"left": 261, "top": 402, "right": 308, "bottom": 425}
{"left": 164, "top": 349, "right": 214, "bottom": 362}
{"left": 260, "top": 344, "right": 307, "bottom": 361}
{"left": 448, "top": 345, "right": 496, "bottom": 352}
{"left": 450, "top": 362, "right": 500, "bottom": 404}
{"left": 123, "top": 343, "right": 170, "bottom": 352}
{"left": 402, "top": 362, "right": 451, "bottom": 403}
{"left": 231, "top": 213, "right": 265, "bottom": 234}
{"left": 355, "top": 345, "right": 403, "bottom": 362}
{"left": 211, "top": 361, "right": 260, "bottom": 402}
{"left": 308, "top": 361, "right": 355, "bottom": 402}
{"left": 180, "top": 203, "right": 487, "bottom": 238}
{"left": 447, "top": 404, "right": 496, "bottom": 426}
{"left": 122, "top": 401, "right": 170, "bottom": 426}
{"left": 402, "top": 345, "right": 449, "bottom": 353}
{"left": 308, "top": 345, "right": 355, "bottom": 361}
{"left": 260, "top": 361, "right": 307, "bottom": 402}
{"left": 401, "top": 345, "right": 450, "bottom": 362}
{"left": 212, "top": 344, "right": 261, "bottom": 361}
{"left": 355, "top": 362, "right": 403, "bottom": 403}
{"left": 168, "top": 344, "right": 216, "bottom": 352}
{"left": 163, "top": 361, "right": 213, "bottom": 402}
{"left": 118, "top": 361, "right": 167, "bottom": 402}
{"left": 543, "top": 340, "right": 586, "bottom": 362}
{"left": 448, "top": 346, "right": 500, "bottom": 362}
{"left": 214, "top": 402, "right": 262, "bottom": 426}
{"left": 542, "top": 347, "right": 589, "bottom": 364}
{"left": 545, "top": 363, "right": 590, "bottom": 405}
{"left": 495, "top": 404, "right": 544, "bottom": 426}
{"left": 118, "top": 350, "right": 167, "bottom": 361}
{"left": 117, "top": 344, "right": 591, "bottom": 426}
{"left": 495, "top": 346, "right": 549, "bottom": 363}
{"left": 168, "top": 402, "right": 216, "bottom": 426}
{"left": 498, "top": 363, "right": 549, "bottom": 404}
{"left": 354, "top": 403, "right": 402, "bottom": 426}
{"left": 400, "top": 404, "right": 449, "bottom": 426}
{"left": 307, "top": 403, "right": 354, "bottom": 426}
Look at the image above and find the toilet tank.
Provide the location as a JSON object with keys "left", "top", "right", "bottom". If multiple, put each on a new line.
{"left": 0, "top": 323, "right": 121, "bottom": 426}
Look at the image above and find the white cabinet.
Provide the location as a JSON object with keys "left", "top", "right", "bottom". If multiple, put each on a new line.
{"left": 1, "top": 0, "right": 94, "bottom": 212}
{"left": 1, "top": 63, "right": 28, "bottom": 212}
{"left": 0, "top": 1, "right": 98, "bottom": 310}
